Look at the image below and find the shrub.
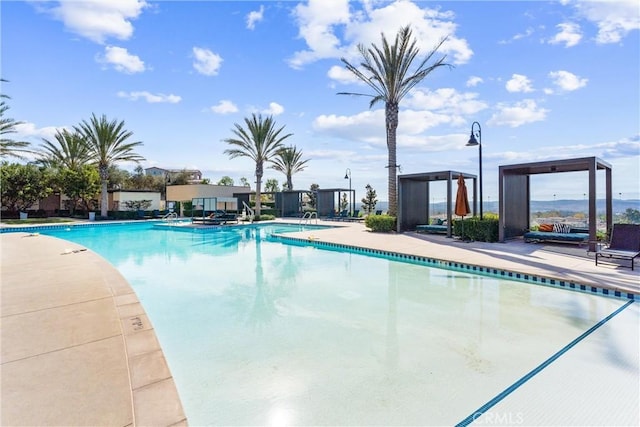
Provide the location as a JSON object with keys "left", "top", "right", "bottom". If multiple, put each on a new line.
{"left": 365, "top": 214, "right": 396, "bottom": 232}
{"left": 453, "top": 216, "right": 499, "bottom": 242}
{"left": 255, "top": 214, "right": 275, "bottom": 221}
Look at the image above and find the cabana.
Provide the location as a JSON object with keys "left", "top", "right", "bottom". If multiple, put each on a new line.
{"left": 498, "top": 156, "right": 612, "bottom": 252}
{"left": 397, "top": 171, "right": 477, "bottom": 236}
{"left": 316, "top": 188, "right": 355, "bottom": 218}
{"left": 275, "top": 191, "right": 311, "bottom": 217}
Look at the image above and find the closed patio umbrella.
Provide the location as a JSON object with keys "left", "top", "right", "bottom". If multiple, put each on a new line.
{"left": 455, "top": 174, "right": 471, "bottom": 240}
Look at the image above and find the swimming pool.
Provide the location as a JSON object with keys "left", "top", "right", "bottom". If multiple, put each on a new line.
{"left": 30, "top": 222, "right": 638, "bottom": 425}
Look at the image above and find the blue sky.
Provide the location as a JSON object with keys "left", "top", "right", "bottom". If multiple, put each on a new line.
{"left": 3, "top": 0, "right": 639, "bottom": 203}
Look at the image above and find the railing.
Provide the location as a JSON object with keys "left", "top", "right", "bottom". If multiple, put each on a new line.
{"left": 299, "top": 211, "right": 318, "bottom": 225}
{"left": 162, "top": 211, "right": 178, "bottom": 223}
{"left": 242, "top": 202, "right": 255, "bottom": 223}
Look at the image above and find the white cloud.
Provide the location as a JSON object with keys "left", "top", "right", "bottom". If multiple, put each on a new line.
{"left": 505, "top": 74, "right": 534, "bottom": 93}
{"left": 574, "top": 0, "right": 640, "bottom": 44}
{"left": 548, "top": 22, "right": 582, "bottom": 47}
{"left": 261, "top": 102, "right": 284, "bottom": 116}
{"left": 97, "top": 46, "right": 145, "bottom": 73}
{"left": 327, "top": 65, "right": 362, "bottom": 85}
{"left": 290, "top": 0, "right": 472, "bottom": 70}
{"left": 548, "top": 70, "right": 588, "bottom": 92}
{"left": 210, "top": 100, "right": 239, "bottom": 114}
{"left": 117, "top": 91, "right": 181, "bottom": 103}
{"left": 246, "top": 5, "right": 264, "bottom": 30}
{"left": 499, "top": 27, "right": 535, "bottom": 44}
{"left": 47, "top": 0, "right": 147, "bottom": 44}
{"left": 487, "top": 99, "right": 549, "bottom": 128}
{"left": 466, "top": 76, "right": 483, "bottom": 87}
{"left": 405, "top": 88, "right": 488, "bottom": 117}
{"left": 14, "top": 122, "right": 63, "bottom": 142}
{"left": 192, "top": 47, "right": 223, "bottom": 76}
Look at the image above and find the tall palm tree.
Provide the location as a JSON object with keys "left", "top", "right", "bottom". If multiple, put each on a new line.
{"left": 76, "top": 113, "right": 144, "bottom": 218}
{"left": 37, "top": 129, "right": 92, "bottom": 170}
{"left": 271, "top": 145, "right": 309, "bottom": 190}
{"left": 339, "top": 25, "right": 450, "bottom": 217}
{"left": 224, "top": 113, "right": 292, "bottom": 217}
{"left": 0, "top": 79, "right": 31, "bottom": 160}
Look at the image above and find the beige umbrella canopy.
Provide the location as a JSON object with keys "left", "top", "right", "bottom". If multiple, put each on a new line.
{"left": 455, "top": 174, "right": 471, "bottom": 217}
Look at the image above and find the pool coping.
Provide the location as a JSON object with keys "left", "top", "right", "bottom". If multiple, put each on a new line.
{"left": 0, "top": 232, "right": 187, "bottom": 426}
{"left": 272, "top": 235, "right": 639, "bottom": 301}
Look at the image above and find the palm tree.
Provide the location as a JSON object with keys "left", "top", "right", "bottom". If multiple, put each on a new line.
{"left": 76, "top": 113, "right": 144, "bottom": 218}
{"left": 0, "top": 79, "right": 31, "bottom": 160}
{"left": 223, "top": 113, "right": 292, "bottom": 217}
{"left": 339, "top": 25, "right": 450, "bottom": 217}
{"left": 271, "top": 145, "right": 309, "bottom": 190}
{"left": 37, "top": 129, "right": 92, "bottom": 170}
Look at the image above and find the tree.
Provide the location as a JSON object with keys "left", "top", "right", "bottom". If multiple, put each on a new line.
{"left": 223, "top": 114, "right": 292, "bottom": 217}
{"left": 76, "top": 113, "right": 144, "bottom": 218}
{"left": 270, "top": 145, "right": 309, "bottom": 190}
{"left": 361, "top": 184, "right": 378, "bottom": 214}
{"left": 339, "top": 26, "right": 450, "bottom": 217}
{"left": 0, "top": 79, "right": 31, "bottom": 160}
{"left": 217, "top": 176, "right": 234, "bottom": 186}
{"left": 129, "top": 164, "right": 156, "bottom": 190}
{"left": 107, "top": 165, "right": 131, "bottom": 190}
{"left": 37, "top": 129, "right": 91, "bottom": 169}
{"left": 240, "top": 177, "right": 250, "bottom": 188}
{"left": 622, "top": 208, "right": 640, "bottom": 223}
{"left": 170, "top": 170, "right": 191, "bottom": 185}
{"left": 56, "top": 165, "right": 101, "bottom": 214}
{"left": 307, "top": 183, "right": 319, "bottom": 209}
{"left": 264, "top": 178, "right": 279, "bottom": 193}
{"left": 0, "top": 162, "right": 53, "bottom": 212}
{"left": 339, "top": 193, "right": 348, "bottom": 211}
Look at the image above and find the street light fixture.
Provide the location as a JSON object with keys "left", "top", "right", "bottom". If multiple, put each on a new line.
{"left": 164, "top": 172, "right": 172, "bottom": 210}
{"left": 344, "top": 168, "right": 352, "bottom": 215}
{"left": 466, "top": 121, "right": 483, "bottom": 219}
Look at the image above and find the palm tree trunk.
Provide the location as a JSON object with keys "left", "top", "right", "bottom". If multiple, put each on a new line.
{"left": 255, "top": 163, "right": 263, "bottom": 217}
{"left": 99, "top": 165, "right": 109, "bottom": 218}
{"left": 386, "top": 102, "right": 399, "bottom": 217}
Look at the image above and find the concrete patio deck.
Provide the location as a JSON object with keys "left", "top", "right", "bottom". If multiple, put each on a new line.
{"left": 1, "top": 219, "right": 638, "bottom": 425}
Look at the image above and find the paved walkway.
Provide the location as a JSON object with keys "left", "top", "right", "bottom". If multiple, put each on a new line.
{"left": 1, "top": 231, "right": 187, "bottom": 427}
{"left": 1, "top": 219, "right": 638, "bottom": 426}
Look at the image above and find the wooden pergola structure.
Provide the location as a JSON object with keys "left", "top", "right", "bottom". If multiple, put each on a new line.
{"left": 498, "top": 156, "right": 612, "bottom": 252}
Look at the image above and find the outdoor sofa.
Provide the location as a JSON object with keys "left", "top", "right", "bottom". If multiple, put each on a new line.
{"left": 523, "top": 223, "right": 589, "bottom": 246}
{"left": 416, "top": 218, "right": 448, "bottom": 234}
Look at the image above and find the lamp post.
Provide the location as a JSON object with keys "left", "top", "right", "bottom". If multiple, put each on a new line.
{"left": 466, "top": 121, "right": 483, "bottom": 219}
{"left": 164, "top": 172, "right": 172, "bottom": 210}
{"left": 344, "top": 168, "right": 352, "bottom": 215}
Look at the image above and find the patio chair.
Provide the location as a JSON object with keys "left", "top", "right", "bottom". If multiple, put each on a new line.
{"left": 595, "top": 223, "right": 640, "bottom": 270}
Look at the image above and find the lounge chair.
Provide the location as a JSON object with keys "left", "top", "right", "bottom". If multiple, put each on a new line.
{"left": 374, "top": 210, "right": 383, "bottom": 215}
{"left": 345, "top": 210, "right": 362, "bottom": 221}
{"left": 595, "top": 223, "right": 640, "bottom": 270}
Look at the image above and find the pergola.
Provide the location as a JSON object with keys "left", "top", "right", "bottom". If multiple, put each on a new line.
{"left": 498, "top": 156, "right": 612, "bottom": 252}
{"left": 397, "top": 171, "right": 477, "bottom": 236}
{"left": 316, "top": 188, "right": 355, "bottom": 217}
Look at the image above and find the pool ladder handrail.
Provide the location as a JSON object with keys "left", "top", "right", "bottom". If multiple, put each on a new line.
{"left": 162, "top": 211, "right": 178, "bottom": 223}
{"left": 300, "top": 211, "right": 318, "bottom": 225}
{"left": 242, "top": 201, "right": 255, "bottom": 223}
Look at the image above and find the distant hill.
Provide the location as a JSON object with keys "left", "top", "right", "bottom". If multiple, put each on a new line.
{"left": 371, "top": 199, "right": 640, "bottom": 214}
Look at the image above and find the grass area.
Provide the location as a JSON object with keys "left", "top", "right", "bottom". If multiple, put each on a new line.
{"left": 1, "top": 217, "right": 78, "bottom": 225}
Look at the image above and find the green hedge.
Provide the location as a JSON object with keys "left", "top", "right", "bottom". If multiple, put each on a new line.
{"left": 365, "top": 214, "right": 396, "bottom": 232}
{"left": 452, "top": 216, "right": 499, "bottom": 242}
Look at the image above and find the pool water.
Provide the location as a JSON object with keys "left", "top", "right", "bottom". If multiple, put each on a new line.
{"left": 39, "top": 222, "right": 632, "bottom": 425}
